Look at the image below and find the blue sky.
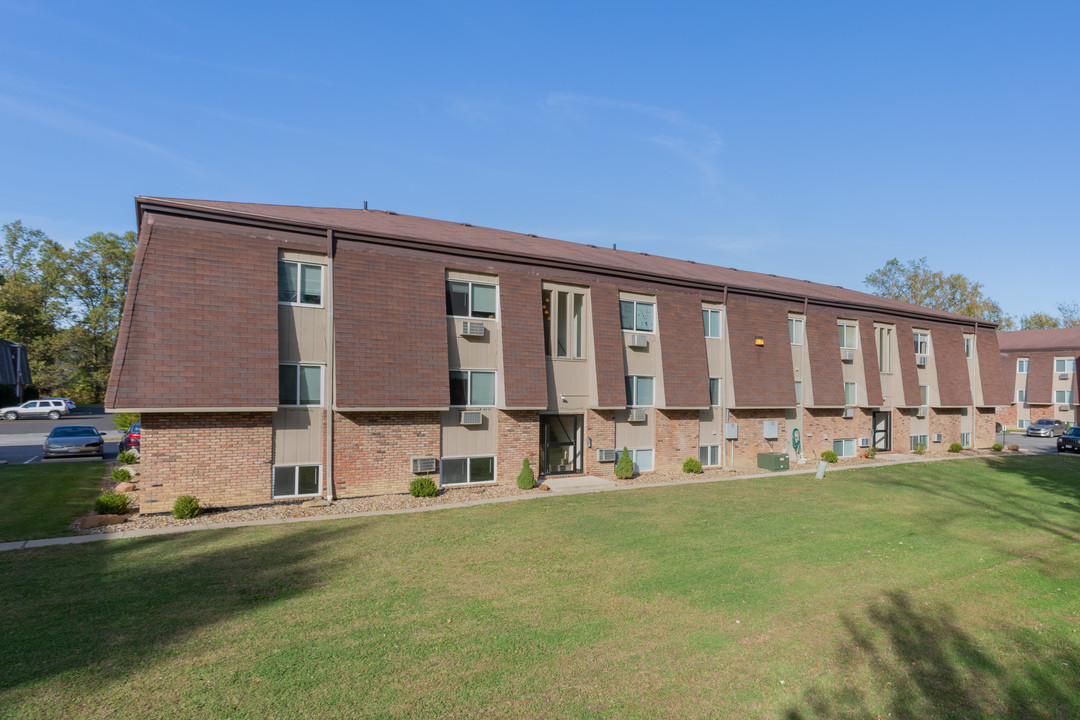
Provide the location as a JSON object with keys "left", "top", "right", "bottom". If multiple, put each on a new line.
{"left": 2, "top": 1, "right": 1077, "bottom": 320}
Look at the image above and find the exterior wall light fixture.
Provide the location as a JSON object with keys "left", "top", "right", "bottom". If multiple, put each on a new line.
{"left": 755, "top": 336, "right": 765, "bottom": 347}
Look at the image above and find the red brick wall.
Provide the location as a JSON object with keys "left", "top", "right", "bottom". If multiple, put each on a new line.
{"left": 930, "top": 408, "right": 962, "bottom": 449}
{"left": 1029, "top": 405, "right": 1055, "bottom": 422}
{"left": 727, "top": 409, "right": 788, "bottom": 470}
{"left": 585, "top": 409, "right": 616, "bottom": 477}
{"left": 139, "top": 412, "right": 274, "bottom": 513}
{"left": 654, "top": 409, "right": 699, "bottom": 471}
{"left": 802, "top": 407, "right": 872, "bottom": 459}
{"left": 332, "top": 411, "right": 441, "bottom": 496}
{"left": 994, "top": 403, "right": 1017, "bottom": 431}
{"left": 892, "top": 408, "right": 911, "bottom": 451}
{"left": 975, "top": 408, "right": 996, "bottom": 448}
{"left": 497, "top": 410, "right": 540, "bottom": 482}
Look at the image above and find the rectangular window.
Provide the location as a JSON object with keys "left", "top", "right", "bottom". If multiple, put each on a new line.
{"left": 1018, "top": 419, "right": 1029, "bottom": 429}
{"left": 709, "top": 378, "right": 721, "bottom": 406}
{"left": 877, "top": 326, "right": 892, "bottom": 372}
{"left": 618, "top": 448, "right": 654, "bottom": 472}
{"left": 544, "top": 288, "right": 585, "bottom": 358}
{"left": 789, "top": 316, "right": 804, "bottom": 345}
{"left": 964, "top": 336, "right": 974, "bottom": 358}
{"left": 1055, "top": 358, "right": 1076, "bottom": 373}
{"left": 278, "top": 260, "right": 323, "bottom": 306}
{"left": 703, "top": 308, "right": 722, "bottom": 338}
{"left": 919, "top": 384, "right": 929, "bottom": 406}
{"left": 833, "top": 438, "right": 856, "bottom": 457}
{"left": 446, "top": 280, "right": 497, "bottom": 319}
{"left": 619, "top": 299, "right": 655, "bottom": 332}
{"left": 844, "top": 382, "right": 857, "bottom": 406}
{"left": 449, "top": 370, "right": 496, "bottom": 407}
{"left": 1017, "top": 389, "right": 1027, "bottom": 403}
{"left": 625, "top": 376, "right": 654, "bottom": 407}
{"left": 272, "top": 465, "right": 321, "bottom": 498}
{"left": 441, "top": 456, "right": 496, "bottom": 486}
{"left": 913, "top": 332, "right": 929, "bottom": 355}
{"left": 960, "top": 432, "right": 971, "bottom": 448}
{"left": 910, "top": 435, "right": 929, "bottom": 451}
{"left": 838, "top": 323, "right": 858, "bottom": 350}
{"left": 1056, "top": 390, "right": 1074, "bottom": 404}
{"left": 699, "top": 445, "right": 720, "bottom": 467}
{"left": 794, "top": 380, "right": 803, "bottom": 406}
{"left": 279, "top": 364, "right": 323, "bottom": 406}
{"left": 1017, "top": 358, "right": 1029, "bottom": 373}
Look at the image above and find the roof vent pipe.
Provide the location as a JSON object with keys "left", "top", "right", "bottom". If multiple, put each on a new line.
{"left": 363, "top": 201, "right": 368, "bottom": 210}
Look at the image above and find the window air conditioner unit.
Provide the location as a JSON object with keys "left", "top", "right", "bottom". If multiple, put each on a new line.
{"left": 1059, "top": 404, "right": 1071, "bottom": 411}
{"left": 411, "top": 457, "right": 437, "bottom": 474}
{"left": 858, "top": 437, "right": 871, "bottom": 448}
{"left": 931, "top": 433, "right": 943, "bottom": 443}
{"left": 843, "top": 408, "right": 855, "bottom": 419}
{"left": 841, "top": 350, "right": 855, "bottom": 362}
{"left": 460, "top": 410, "right": 483, "bottom": 426}
{"left": 628, "top": 334, "right": 649, "bottom": 348}
{"left": 628, "top": 408, "right": 648, "bottom": 422}
{"left": 916, "top": 407, "right": 927, "bottom": 417}
{"left": 1060, "top": 373, "right": 1071, "bottom": 380}
{"left": 916, "top": 355, "right": 928, "bottom": 366}
{"left": 597, "top": 448, "right": 618, "bottom": 463}
{"left": 460, "top": 321, "right": 486, "bottom": 337}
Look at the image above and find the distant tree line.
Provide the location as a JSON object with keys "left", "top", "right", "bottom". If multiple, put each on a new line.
{"left": 1, "top": 220, "right": 135, "bottom": 404}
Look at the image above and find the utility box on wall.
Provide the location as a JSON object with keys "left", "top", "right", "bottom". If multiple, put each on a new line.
{"left": 763, "top": 420, "right": 779, "bottom": 439}
{"left": 725, "top": 423, "right": 739, "bottom": 439}
{"left": 757, "top": 452, "right": 790, "bottom": 471}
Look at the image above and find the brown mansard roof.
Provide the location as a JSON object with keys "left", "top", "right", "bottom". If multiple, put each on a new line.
{"left": 997, "top": 328, "right": 1080, "bottom": 352}
{"left": 135, "top": 197, "right": 990, "bottom": 326}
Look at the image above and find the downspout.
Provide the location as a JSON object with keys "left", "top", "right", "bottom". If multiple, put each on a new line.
{"left": 722, "top": 285, "right": 730, "bottom": 469}
{"left": 973, "top": 321, "right": 979, "bottom": 447}
{"left": 325, "top": 228, "right": 336, "bottom": 501}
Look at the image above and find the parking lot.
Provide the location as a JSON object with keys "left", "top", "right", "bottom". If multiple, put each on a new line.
{"left": 0, "top": 406, "right": 120, "bottom": 465}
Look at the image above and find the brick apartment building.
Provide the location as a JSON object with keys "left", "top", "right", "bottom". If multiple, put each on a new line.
{"left": 106, "top": 198, "right": 1011, "bottom": 512}
{"left": 995, "top": 328, "right": 1079, "bottom": 430}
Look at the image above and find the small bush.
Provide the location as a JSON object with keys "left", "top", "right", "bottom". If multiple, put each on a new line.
{"left": 865, "top": 446, "right": 877, "bottom": 459}
{"left": 172, "top": 495, "right": 201, "bottom": 519}
{"left": 682, "top": 457, "right": 703, "bottom": 474}
{"left": 94, "top": 490, "right": 132, "bottom": 515}
{"left": 516, "top": 459, "right": 536, "bottom": 489}
{"left": 615, "top": 447, "right": 635, "bottom": 479}
{"left": 117, "top": 450, "right": 139, "bottom": 465}
{"left": 409, "top": 475, "right": 438, "bottom": 497}
{"left": 821, "top": 450, "right": 838, "bottom": 464}
{"left": 913, "top": 443, "right": 927, "bottom": 455}
{"left": 111, "top": 467, "right": 132, "bottom": 483}
{"left": 948, "top": 442, "right": 963, "bottom": 453}
{"left": 991, "top": 442, "right": 1004, "bottom": 452}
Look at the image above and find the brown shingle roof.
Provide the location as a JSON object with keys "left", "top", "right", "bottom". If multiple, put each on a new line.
{"left": 136, "top": 197, "right": 990, "bottom": 326}
{"left": 997, "top": 328, "right": 1080, "bottom": 352}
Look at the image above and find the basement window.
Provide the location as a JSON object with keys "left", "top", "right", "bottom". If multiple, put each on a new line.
{"left": 699, "top": 445, "right": 720, "bottom": 467}
{"left": 833, "top": 439, "right": 856, "bottom": 457}
{"left": 273, "top": 465, "right": 321, "bottom": 498}
{"left": 441, "top": 456, "right": 495, "bottom": 486}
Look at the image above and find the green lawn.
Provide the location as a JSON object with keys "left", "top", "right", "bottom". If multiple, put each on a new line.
{"left": 2, "top": 456, "right": 1079, "bottom": 718}
{"left": 0, "top": 462, "right": 105, "bottom": 541}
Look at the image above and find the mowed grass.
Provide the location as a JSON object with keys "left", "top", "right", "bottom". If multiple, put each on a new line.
{"left": 0, "top": 462, "right": 105, "bottom": 541}
{"left": 2, "top": 456, "right": 1079, "bottom": 718}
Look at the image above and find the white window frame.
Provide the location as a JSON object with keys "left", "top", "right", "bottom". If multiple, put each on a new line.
{"left": 1018, "top": 419, "right": 1030, "bottom": 429}
{"left": 1056, "top": 390, "right": 1074, "bottom": 404}
{"left": 698, "top": 445, "right": 720, "bottom": 467}
{"left": 446, "top": 279, "right": 498, "bottom": 320}
{"left": 272, "top": 465, "right": 322, "bottom": 498}
{"left": 703, "top": 308, "right": 722, "bottom": 339}
{"left": 278, "top": 260, "right": 324, "bottom": 307}
{"left": 844, "top": 382, "right": 857, "bottom": 406}
{"left": 625, "top": 375, "right": 655, "bottom": 407}
{"left": 279, "top": 363, "right": 324, "bottom": 407}
{"left": 543, "top": 288, "right": 586, "bottom": 359}
{"left": 709, "top": 377, "right": 721, "bottom": 407}
{"left": 960, "top": 432, "right": 972, "bottom": 448}
{"left": 1055, "top": 358, "right": 1076, "bottom": 373}
{"left": 440, "top": 455, "right": 497, "bottom": 486}
{"left": 449, "top": 369, "right": 497, "bottom": 408}
{"left": 910, "top": 434, "right": 929, "bottom": 451}
{"left": 838, "top": 322, "right": 858, "bottom": 350}
{"left": 876, "top": 326, "right": 892, "bottom": 372}
{"left": 1017, "top": 389, "right": 1027, "bottom": 403}
{"left": 919, "top": 384, "right": 929, "bottom": 407}
{"left": 833, "top": 438, "right": 856, "bottom": 457}
{"left": 789, "top": 316, "right": 804, "bottom": 345}
{"left": 619, "top": 448, "right": 654, "bottom": 472}
{"left": 913, "top": 331, "right": 930, "bottom": 356}
{"left": 964, "top": 336, "right": 974, "bottom": 358}
{"left": 794, "top": 380, "right": 803, "bottom": 406}
{"left": 619, "top": 299, "right": 656, "bottom": 333}
{"left": 1017, "top": 358, "right": 1029, "bottom": 373}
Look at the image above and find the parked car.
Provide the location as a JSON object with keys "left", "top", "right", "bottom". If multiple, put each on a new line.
{"left": 43, "top": 397, "right": 77, "bottom": 412}
{"left": 118, "top": 422, "right": 141, "bottom": 453}
{"left": 1026, "top": 418, "right": 1066, "bottom": 437}
{"left": 1, "top": 399, "right": 70, "bottom": 420}
{"left": 1057, "top": 426, "right": 1080, "bottom": 453}
{"left": 43, "top": 425, "right": 105, "bottom": 458}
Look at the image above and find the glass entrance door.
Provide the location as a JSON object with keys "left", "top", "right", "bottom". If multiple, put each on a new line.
{"left": 872, "top": 411, "right": 891, "bottom": 451}
{"left": 541, "top": 415, "right": 582, "bottom": 475}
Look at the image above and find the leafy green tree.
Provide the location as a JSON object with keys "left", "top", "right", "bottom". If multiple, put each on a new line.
{"left": 1019, "top": 313, "right": 1061, "bottom": 330}
{"left": 1058, "top": 302, "right": 1080, "bottom": 328}
{"left": 864, "top": 258, "right": 1013, "bottom": 328}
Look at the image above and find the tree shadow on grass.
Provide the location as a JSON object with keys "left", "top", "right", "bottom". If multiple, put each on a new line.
{"left": 786, "top": 591, "right": 1080, "bottom": 720}
{"left": 0, "top": 522, "right": 360, "bottom": 698}
{"left": 982, "top": 454, "right": 1080, "bottom": 513}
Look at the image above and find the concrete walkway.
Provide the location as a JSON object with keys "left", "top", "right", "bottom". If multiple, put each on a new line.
{"left": 0, "top": 451, "right": 1035, "bottom": 552}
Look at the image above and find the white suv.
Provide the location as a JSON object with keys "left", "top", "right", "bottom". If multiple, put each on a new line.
{"left": 1, "top": 399, "right": 70, "bottom": 420}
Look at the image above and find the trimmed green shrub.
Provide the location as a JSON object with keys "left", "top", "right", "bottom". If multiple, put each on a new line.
{"left": 409, "top": 475, "right": 438, "bottom": 497}
{"left": 117, "top": 450, "right": 139, "bottom": 465}
{"left": 94, "top": 490, "right": 132, "bottom": 515}
{"left": 865, "top": 446, "right": 877, "bottom": 459}
{"left": 615, "top": 447, "right": 635, "bottom": 479}
{"left": 112, "top": 412, "right": 140, "bottom": 434}
{"left": 913, "top": 443, "right": 927, "bottom": 455}
{"left": 110, "top": 467, "right": 132, "bottom": 482}
{"left": 991, "top": 442, "right": 1004, "bottom": 452}
{"left": 682, "top": 457, "right": 703, "bottom": 474}
{"left": 821, "top": 450, "right": 838, "bottom": 464}
{"left": 516, "top": 459, "right": 536, "bottom": 489}
{"left": 948, "top": 442, "right": 964, "bottom": 453}
{"left": 172, "top": 495, "right": 202, "bottom": 519}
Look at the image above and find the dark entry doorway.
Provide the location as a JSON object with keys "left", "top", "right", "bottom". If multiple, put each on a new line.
{"left": 541, "top": 415, "right": 582, "bottom": 475}
{"left": 872, "top": 411, "right": 891, "bottom": 451}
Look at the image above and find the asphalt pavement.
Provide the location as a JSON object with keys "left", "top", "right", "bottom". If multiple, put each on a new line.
{"left": 0, "top": 406, "right": 121, "bottom": 465}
